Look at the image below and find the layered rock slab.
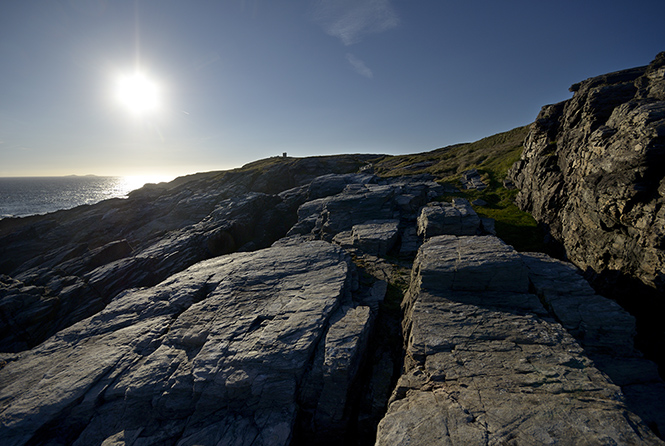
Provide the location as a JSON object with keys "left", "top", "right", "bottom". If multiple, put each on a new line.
{"left": 0, "top": 240, "right": 361, "bottom": 446}
{"left": 376, "top": 235, "right": 663, "bottom": 445}
{"left": 0, "top": 155, "right": 377, "bottom": 354}
{"left": 289, "top": 178, "right": 443, "bottom": 243}
{"left": 521, "top": 252, "right": 665, "bottom": 436}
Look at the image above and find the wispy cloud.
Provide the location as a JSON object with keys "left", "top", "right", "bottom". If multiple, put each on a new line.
{"left": 310, "top": 0, "right": 400, "bottom": 45}
{"left": 194, "top": 51, "right": 221, "bottom": 71}
{"left": 346, "top": 53, "right": 373, "bottom": 79}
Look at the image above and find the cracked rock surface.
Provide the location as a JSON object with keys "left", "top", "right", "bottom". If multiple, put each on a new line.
{"left": 376, "top": 235, "right": 664, "bottom": 445}
{"left": 1, "top": 106, "right": 664, "bottom": 443}
{"left": 0, "top": 241, "right": 354, "bottom": 446}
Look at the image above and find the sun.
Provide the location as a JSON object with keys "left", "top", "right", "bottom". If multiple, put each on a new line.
{"left": 115, "top": 72, "right": 161, "bottom": 116}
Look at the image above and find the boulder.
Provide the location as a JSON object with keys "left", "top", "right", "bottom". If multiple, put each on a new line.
{"left": 350, "top": 219, "right": 400, "bottom": 256}
{"left": 416, "top": 199, "right": 481, "bottom": 238}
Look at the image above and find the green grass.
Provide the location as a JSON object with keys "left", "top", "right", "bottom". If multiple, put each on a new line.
{"left": 372, "top": 125, "right": 530, "bottom": 182}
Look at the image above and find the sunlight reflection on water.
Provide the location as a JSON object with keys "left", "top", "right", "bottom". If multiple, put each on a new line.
{"left": 0, "top": 175, "right": 175, "bottom": 218}
{"left": 117, "top": 175, "right": 174, "bottom": 195}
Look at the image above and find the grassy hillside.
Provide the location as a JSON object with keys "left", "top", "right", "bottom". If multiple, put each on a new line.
{"left": 373, "top": 125, "right": 545, "bottom": 252}
{"left": 372, "top": 125, "right": 528, "bottom": 181}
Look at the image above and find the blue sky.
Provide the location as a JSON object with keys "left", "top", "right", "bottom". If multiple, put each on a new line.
{"left": 1, "top": 0, "right": 664, "bottom": 177}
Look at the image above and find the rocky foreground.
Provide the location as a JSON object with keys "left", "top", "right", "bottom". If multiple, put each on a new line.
{"left": 2, "top": 55, "right": 665, "bottom": 445}
{"left": 1, "top": 165, "right": 664, "bottom": 445}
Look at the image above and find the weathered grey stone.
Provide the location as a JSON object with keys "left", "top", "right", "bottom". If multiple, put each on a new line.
{"left": 521, "top": 252, "right": 636, "bottom": 355}
{"left": 289, "top": 178, "right": 443, "bottom": 245}
{"left": 460, "top": 169, "right": 487, "bottom": 190}
{"left": 0, "top": 191, "right": 302, "bottom": 354}
{"left": 307, "top": 173, "right": 376, "bottom": 200}
{"left": 413, "top": 235, "right": 529, "bottom": 293}
{"left": 288, "top": 185, "right": 393, "bottom": 238}
{"left": 521, "top": 252, "right": 665, "bottom": 436}
{"left": 350, "top": 219, "right": 400, "bottom": 256}
{"left": 377, "top": 235, "right": 663, "bottom": 445}
{"left": 417, "top": 199, "right": 481, "bottom": 238}
{"left": 0, "top": 241, "right": 355, "bottom": 446}
{"left": 0, "top": 156, "right": 379, "bottom": 353}
{"left": 314, "top": 306, "right": 372, "bottom": 432}
{"left": 398, "top": 225, "right": 420, "bottom": 257}
{"left": 508, "top": 52, "right": 665, "bottom": 294}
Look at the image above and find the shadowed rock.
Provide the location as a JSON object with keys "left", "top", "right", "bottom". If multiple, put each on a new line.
{"left": 417, "top": 199, "right": 482, "bottom": 238}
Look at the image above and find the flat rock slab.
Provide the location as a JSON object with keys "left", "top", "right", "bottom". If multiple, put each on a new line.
{"left": 377, "top": 235, "right": 663, "bottom": 445}
{"left": 521, "top": 252, "right": 665, "bottom": 436}
{"left": 0, "top": 241, "right": 352, "bottom": 446}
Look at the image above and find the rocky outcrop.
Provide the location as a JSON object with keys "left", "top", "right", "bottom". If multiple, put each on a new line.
{"left": 0, "top": 156, "right": 376, "bottom": 353}
{"left": 0, "top": 241, "right": 368, "bottom": 446}
{"left": 1, "top": 127, "right": 664, "bottom": 443}
{"left": 377, "top": 235, "right": 664, "bottom": 445}
{"left": 0, "top": 167, "right": 444, "bottom": 444}
{"left": 460, "top": 168, "right": 487, "bottom": 190}
{"left": 508, "top": 52, "right": 665, "bottom": 294}
{"left": 521, "top": 253, "right": 665, "bottom": 435}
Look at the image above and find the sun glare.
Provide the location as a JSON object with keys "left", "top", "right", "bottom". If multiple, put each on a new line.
{"left": 115, "top": 72, "right": 161, "bottom": 116}
{"left": 120, "top": 175, "right": 174, "bottom": 194}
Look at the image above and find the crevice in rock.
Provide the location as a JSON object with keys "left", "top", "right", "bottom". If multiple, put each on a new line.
{"left": 351, "top": 276, "right": 408, "bottom": 444}
{"left": 290, "top": 256, "right": 409, "bottom": 446}
{"left": 25, "top": 395, "right": 89, "bottom": 446}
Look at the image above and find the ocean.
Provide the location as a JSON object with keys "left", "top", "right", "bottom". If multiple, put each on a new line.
{"left": 0, "top": 176, "right": 165, "bottom": 219}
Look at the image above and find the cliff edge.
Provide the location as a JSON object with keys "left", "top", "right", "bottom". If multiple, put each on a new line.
{"left": 509, "top": 52, "right": 665, "bottom": 294}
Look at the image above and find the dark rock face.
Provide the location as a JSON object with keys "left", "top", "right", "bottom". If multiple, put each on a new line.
{"left": 508, "top": 52, "right": 665, "bottom": 294}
